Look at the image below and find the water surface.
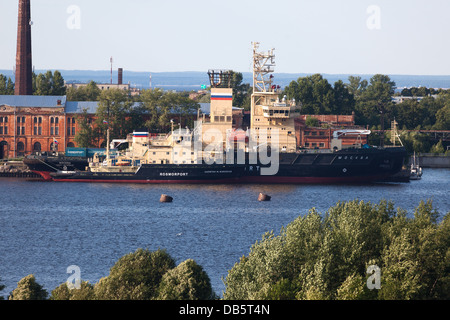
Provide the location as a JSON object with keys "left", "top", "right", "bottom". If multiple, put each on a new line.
{"left": 0, "top": 168, "right": 448, "bottom": 298}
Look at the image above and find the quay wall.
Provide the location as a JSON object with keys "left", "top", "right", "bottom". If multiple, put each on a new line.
{"left": 413, "top": 154, "right": 450, "bottom": 168}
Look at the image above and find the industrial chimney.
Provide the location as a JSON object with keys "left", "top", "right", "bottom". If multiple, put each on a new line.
{"left": 118, "top": 68, "right": 123, "bottom": 85}
{"left": 15, "top": 0, "right": 33, "bottom": 95}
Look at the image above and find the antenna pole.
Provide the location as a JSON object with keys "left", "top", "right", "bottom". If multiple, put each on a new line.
{"left": 110, "top": 57, "right": 113, "bottom": 84}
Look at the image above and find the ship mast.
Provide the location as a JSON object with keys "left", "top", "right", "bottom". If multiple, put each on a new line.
{"left": 250, "top": 42, "right": 299, "bottom": 153}
{"left": 252, "top": 42, "right": 276, "bottom": 93}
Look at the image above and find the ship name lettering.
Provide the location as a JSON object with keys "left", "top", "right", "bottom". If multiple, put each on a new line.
{"left": 159, "top": 172, "right": 188, "bottom": 176}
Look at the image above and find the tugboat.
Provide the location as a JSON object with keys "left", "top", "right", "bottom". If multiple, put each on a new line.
{"left": 31, "top": 43, "right": 407, "bottom": 184}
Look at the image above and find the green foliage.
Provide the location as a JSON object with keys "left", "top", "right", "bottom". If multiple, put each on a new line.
{"left": 433, "top": 104, "right": 450, "bottom": 130}
{"left": 399, "top": 131, "right": 432, "bottom": 154}
{"left": 95, "top": 88, "right": 146, "bottom": 143}
{"left": 33, "top": 70, "right": 66, "bottom": 96}
{"left": 430, "top": 140, "right": 445, "bottom": 154}
{"left": 0, "top": 74, "right": 15, "bottom": 95}
{"left": 346, "top": 76, "right": 368, "bottom": 98}
{"left": 157, "top": 259, "right": 216, "bottom": 300}
{"left": 8, "top": 274, "right": 47, "bottom": 300}
{"left": 230, "top": 71, "right": 252, "bottom": 110}
{"left": 66, "top": 81, "right": 101, "bottom": 101}
{"left": 284, "top": 74, "right": 348, "bottom": 115}
{"left": 223, "top": 200, "right": 450, "bottom": 300}
{"left": 5, "top": 248, "right": 215, "bottom": 301}
{"left": 354, "top": 74, "right": 396, "bottom": 127}
{"left": 50, "top": 281, "right": 95, "bottom": 300}
{"left": 139, "top": 88, "right": 199, "bottom": 132}
{"left": 74, "top": 109, "right": 99, "bottom": 148}
{"left": 94, "top": 248, "right": 176, "bottom": 300}
{"left": 305, "top": 116, "right": 320, "bottom": 127}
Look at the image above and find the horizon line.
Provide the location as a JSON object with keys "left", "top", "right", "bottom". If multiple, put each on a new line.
{"left": 2, "top": 69, "right": 450, "bottom": 77}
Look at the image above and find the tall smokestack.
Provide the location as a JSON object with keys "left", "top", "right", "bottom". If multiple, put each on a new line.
{"left": 118, "top": 68, "right": 123, "bottom": 85}
{"left": 15, "top": 0, "right": 33, "bottom": 95}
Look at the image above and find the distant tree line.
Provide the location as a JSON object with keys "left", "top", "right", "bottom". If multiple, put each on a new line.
{"left": 74, "top": 87, "right": 199, "bottom": 148}
{"left": 1, "top": 200, "right": 449, "bottom": 300}
{"left": 0, "top": 71, "right": 66, "bottom": 96}
{"left": 283, "top": 73, "right": 450, "bottom": 131}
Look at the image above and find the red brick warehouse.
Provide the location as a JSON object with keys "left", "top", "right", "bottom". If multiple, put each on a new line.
{"left": 0, "top": 96, "right": 94, "bottom": 159}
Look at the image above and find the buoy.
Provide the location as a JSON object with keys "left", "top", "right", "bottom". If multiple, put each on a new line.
{"left": 160, "top": 194, "right": 173, "bottom": 203}
{"left": 258, "top": 193, "right": 271, "bottom": 201}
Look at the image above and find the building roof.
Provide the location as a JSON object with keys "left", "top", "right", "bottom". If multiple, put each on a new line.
{"left": 0, "top": 95, "right": 67, "bottom": 108}
{"left": 0, "top": 95, "right": 204, "bottom": 115}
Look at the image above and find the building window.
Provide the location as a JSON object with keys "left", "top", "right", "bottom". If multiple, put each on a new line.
{"left": 67, "top": 117, "right": 76, "bottom": 136}
{"left": 0, "top": 117, "right": 8, "bottom": 135}
{"left": 17, "top": 117, "right": 26, "bottom": 135}
{"left": 50, "top": 117, "right": 59, "bottom": 136}
{"left": 34, "top": 117, "right": 42, "bottom": 135}
{"left": 17, "top": 141, "right": 25, "bottom": 151}
{"left": 33, "top": 142, "right": 41, "bottom": 152}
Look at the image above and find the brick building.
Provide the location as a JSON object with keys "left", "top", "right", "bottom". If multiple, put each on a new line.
{"left": 0, "top": 97, "right": 241, "bottom": 159}
{"left": 0, "top": 95, "right": 100, "bottom": 158}
{"left": 295, "top": 113, "right": 368, "bottom": 149}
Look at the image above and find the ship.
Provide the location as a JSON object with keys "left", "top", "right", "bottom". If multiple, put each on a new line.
{"left": 26, "top": 43, "right": 407, "bottom": 184}
{"left": 23, "top": 148, "right": 105, "bottom": 181}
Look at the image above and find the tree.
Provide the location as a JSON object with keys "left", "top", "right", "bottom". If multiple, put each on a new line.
{"left": 430, "top": 140, "right": 445, "bottom": 154}
{"left": 50, "top": 281, "right": 95, "bottom": 300}
{"left": 305, "top": 116, "right": 320, "bottom": 127}
{"left": 393, "top": 99, "right": 425, "bottom": 129}
{"left": 434, "top": 104, "right": 450, "bottom": 130}
{"left": 333, "top": 80, "right": 355, "bottom": 115}
{"left": 8, "top": 274, "right": 47, "bottom": 300}
{"left": 74, "top": 109, "right": 98, "bottom": 148}
{"left": 284, "top": 74, "right": 351, "bottom": 115}
{"left": 33, "top": 70, "right": 66, "bottom": 96}
{"left": 355, "top": 74, "right": 396, "bottom": 130}
{"left": 52, "top": 70, "right": 67, "bottom": 96}
{"left": 157, "top": 259, "right": 216, "bottom": 300}
{"left": 34, "top": 71, "right": 53, "bottom": 96}
{"left": 347, "top": 76, "right": 368, "bottom": 99}
{"left": 230, "top": 71, "right": 252, "bottom": 110}
{"left": 94, "top": 248, "right": 176, "bottom": 300}
{"left": 95, "top": 88, "right": 142, "bottom": 143}
{"left": 66, "top": 81, "right": 101, "bottom": 101}
{"left": 400, "top": 131, "right": 432, "bottom": 154}
{"left": 223, "top": 200, "right": 450, "bottom": 300}
{"left": 0, "top": 74, "right": 14, "bottom": 95}
{"left": 140, "top": 89, "right": 198, "bottom": 132}
{"left": 140, "top": 88, "right": 172, "bottom": 132}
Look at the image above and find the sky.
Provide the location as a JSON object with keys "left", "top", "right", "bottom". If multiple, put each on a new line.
{"left": 1, "top": 0, "right": 450, "bottom": 75}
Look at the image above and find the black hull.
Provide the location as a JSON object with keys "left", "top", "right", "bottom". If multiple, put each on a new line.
{"left": 45, "top": 147, "right": 407, "bottom": 184}
{"left": 23, "top": 155, "right": 88, "bottom": 180}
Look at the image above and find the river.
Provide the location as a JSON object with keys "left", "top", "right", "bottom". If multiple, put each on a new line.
{"left": 0, "top": 168, "right": 449, "bottom": 299}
